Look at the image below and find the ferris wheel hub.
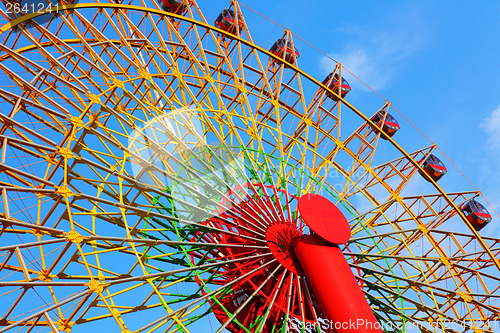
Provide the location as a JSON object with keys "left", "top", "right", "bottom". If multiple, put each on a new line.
{"left": 266, "top": 223, "right": 303, "bottom": 275}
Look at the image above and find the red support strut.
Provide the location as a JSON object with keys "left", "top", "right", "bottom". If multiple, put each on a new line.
{"left": 296, "top": 194, "right": 382, "bottom": 333}
{"left": 294, "top": 234, "right": 382, "bottom": 332}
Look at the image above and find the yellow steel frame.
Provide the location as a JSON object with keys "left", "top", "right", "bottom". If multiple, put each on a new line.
{"left": 0, "top": 2, "right": 498, "bottom": 332}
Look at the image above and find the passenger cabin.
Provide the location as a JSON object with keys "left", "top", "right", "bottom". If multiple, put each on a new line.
{"left": 269, "top": 38, "right": 300, "bottom": 64}
{"left": 461, "top": 199, "right": 492, "bottom": 231}
{"left": 159, "top": 0, "right": 188, "bottom": 15}
{"left": 418, "top": 154, "right": 447, "bottom": 182}
{"left": 322, "top": 72, "right": 351, "bottom": 101}
{"left": 371, "top": 112, "right": 400, "bottom": 139}
{"left": 214, "top": 8, "right": 243, "bottom": 34}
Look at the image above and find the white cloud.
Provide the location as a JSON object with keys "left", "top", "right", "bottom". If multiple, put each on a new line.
{"left": 482, "top": 106, "right": 500, "bottom": 151}
{"left": 479, "top": 106, "right": 500, "bottom": 234}
{"left": 320, "top": 48, "right": 390, "bottom": 91}
{"left": 319, "top": 7, "right": 428, "bottom": 91}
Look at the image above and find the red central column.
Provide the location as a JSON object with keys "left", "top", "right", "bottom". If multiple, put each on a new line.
{"left": 294, "top": 234, "right": 381, "bottom": 332}
{"left": 294, "top": 194, "right": 382, "bottom": 333}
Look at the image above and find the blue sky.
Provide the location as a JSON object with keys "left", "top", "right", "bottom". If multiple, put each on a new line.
{"left": 207, "top": 0, "right": 500, "bottom": 235}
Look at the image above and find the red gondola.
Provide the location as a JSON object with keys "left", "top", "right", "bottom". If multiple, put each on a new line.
{"left": 322, "top": 72, "right": 351, "bottom": 101}
{"left": 371, "top": 111, "right": 400, "bottom": 139}
{"left": 158, "top": 0, "right": 188, "bottom": 15}
{"left": 269, "top": 38, "right": 300, "bottom": 64}
{"left": 214, "top": 8, "right": 243, "bottom": 34}
{"left": 461, "top": 199, "right": 492, "bottom": 231}
{"left": 418, "top": 154, "right": 447, "bottom": 182}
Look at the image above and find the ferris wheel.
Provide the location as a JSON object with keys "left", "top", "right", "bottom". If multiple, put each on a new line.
{"left": 0, "top": 0, "right": 499, "bottom": 332}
